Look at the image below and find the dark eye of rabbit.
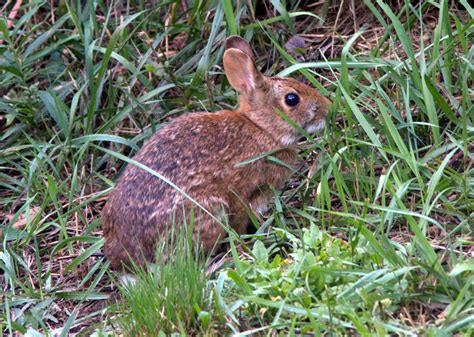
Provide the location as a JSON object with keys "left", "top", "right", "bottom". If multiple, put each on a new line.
{"left": 285, "top": 93, "right": 300, "bottom": 107}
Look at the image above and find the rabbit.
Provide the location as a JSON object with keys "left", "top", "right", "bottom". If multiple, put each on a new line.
{"left": 102, "top": 36, "right": 331, "bottom": 270}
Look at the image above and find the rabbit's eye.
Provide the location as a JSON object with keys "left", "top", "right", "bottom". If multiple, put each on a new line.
{"left": 285, "top": 93, "right": 300, "bottom": 107}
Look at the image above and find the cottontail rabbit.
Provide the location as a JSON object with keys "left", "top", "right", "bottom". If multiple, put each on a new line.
{"left": 102, "top": 36, "right": 331, "bottom": 269}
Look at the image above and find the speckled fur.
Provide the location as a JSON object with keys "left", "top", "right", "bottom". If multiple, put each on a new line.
{"left": 102, "top": 36, "right": 331, "bottom": 269}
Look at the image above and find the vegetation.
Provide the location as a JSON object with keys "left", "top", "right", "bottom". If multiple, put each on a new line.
{"left": 0, "top": 0, "right": 472, "bottom": 335}
{"left": 116, "top": 224, "right": 213, "bottom": 336}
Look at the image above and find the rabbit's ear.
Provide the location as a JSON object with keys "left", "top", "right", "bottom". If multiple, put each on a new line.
{"left": 223, "top": 48, "right": 262, "bottom": 94}
{"left": 225, "top": 36, "right": 253, "bottom": 58}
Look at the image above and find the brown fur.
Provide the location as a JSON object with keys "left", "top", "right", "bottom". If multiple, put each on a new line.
{"left": 102, "top": 36, "right": 331, "bottom": 269}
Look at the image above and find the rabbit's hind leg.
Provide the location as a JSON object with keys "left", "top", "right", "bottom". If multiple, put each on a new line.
{"left": 182, "top": 197, "right": 229, "bottom": 254}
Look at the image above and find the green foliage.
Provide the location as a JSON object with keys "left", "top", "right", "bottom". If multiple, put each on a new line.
{"left": 116, "top": 223, "right": 216, "bottom": 336}
{"left": 218, "top": 227, "right": 449, "bottom": 334}
{"left": 0, "top": 0, "right": 472, "bottom": 335}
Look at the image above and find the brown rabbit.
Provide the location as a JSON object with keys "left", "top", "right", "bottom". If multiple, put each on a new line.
{"left": 102, "top": 36, "right": 331, "bottom": 269}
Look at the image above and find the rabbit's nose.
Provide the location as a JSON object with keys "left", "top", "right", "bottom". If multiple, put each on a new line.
{"left": 322, "top": 96, "right": 332, "bottom": 110}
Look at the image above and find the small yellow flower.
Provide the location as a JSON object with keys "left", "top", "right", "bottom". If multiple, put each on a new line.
{"left": 281, "top": 258, "right": 292, "bottom": 266}
{"left": 380, "top": 298, "right": 392, "bottom": 308}
{"left": 271, "top": 296, "right": 282, "bottom": 302}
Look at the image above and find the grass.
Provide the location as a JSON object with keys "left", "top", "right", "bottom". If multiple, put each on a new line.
{"left": 115, "top": 222, "right": 214, "bottom": 336}
{"left": 0, "top": 0, "right": 473, "bottom": 335}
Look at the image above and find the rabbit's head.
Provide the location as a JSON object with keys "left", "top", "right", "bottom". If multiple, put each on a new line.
{"left": 224, "top": 36, "right": 331, "bottom": 145}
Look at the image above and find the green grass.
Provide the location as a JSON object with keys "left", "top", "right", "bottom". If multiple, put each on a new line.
{"left": 115, "top": 222, "right": 214, "bottom": 336}
{"left": 1, "top": 0, "right": 473, "bottom": 335}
